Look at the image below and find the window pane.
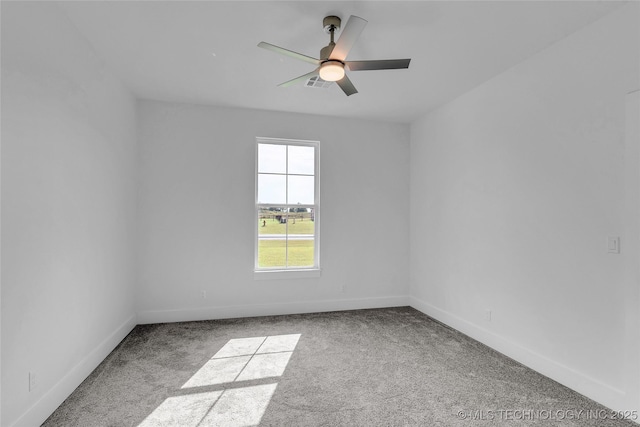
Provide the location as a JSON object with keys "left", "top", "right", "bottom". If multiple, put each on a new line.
{"left": 258, "top": 144, "right": 286, "bottom": 174}
{"left": 258, "top": 174, "right": 286, "bottom": 204}
{"left": 287, "top": 208, "right": 314, "bottom": 268}
{"left": 286, "top": 208, "right": 314, "bottom": 237}
{"left": 287, "top": 239, "right": 314, "bottom": 267}
{"left": 287, "top": 175, "right": 314, "bottom": 205}
{"left": 288, "top": 145, "right": 315, "bottom": 175}
{"left": 258, "top": 207, "right": 287, "bottom": 268}
{"left": 258, "top": 239, "right": 286, "bottom": 268}
{"left": 258, "top": 207, "right": 287, "bottom": 236}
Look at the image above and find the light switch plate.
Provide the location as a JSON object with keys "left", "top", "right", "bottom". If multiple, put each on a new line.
{"left": 607, "top": 236, "right": 620, "bottom": 254}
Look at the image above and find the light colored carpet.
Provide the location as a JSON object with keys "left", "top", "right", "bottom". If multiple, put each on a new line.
{"left": 43, "top": 307, "right": 634, "bottom": 426}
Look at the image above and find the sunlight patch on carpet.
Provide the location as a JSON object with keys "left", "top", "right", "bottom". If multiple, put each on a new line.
{"left": 236, "top": 352, "right": 293, "bottom": 381}
{"left": 213, "top": 337, "right": 266, "bottom": 358}
{"left": 182, "top": 356, "right": 251, "bottom": 388}
{"left": 138, "top": 391, "right": 222, "bottom": 427}
{"left": 199, "top": 383, "right": 278, "bottom": 426}
{"left": 138, "top": 334, "right": 301, "bottom": 427}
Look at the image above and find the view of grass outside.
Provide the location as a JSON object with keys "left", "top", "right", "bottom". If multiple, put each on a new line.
{"left": 257, "top": 209, "right": 314, "bottom": 268}
{"left": 258, "top": 240, "right": 314, "bottom": 267}
{"left": 258, "top": 213, "right": 314, "bottom": 235}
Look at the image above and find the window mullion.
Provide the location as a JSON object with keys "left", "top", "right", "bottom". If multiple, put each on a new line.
{"left": 285, "top": 146, "right": 289, "bottom": 268}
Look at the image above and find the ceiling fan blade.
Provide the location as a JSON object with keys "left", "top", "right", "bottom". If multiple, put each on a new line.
{"left": 329, "top": 15, "right": 367, "bottom": 61}
{"left": 336, "top": 74, "right": 358, "bottom": 96}
{"left": 278, "top": 68, "right": 320, "bottom": 88}
{"left": 258, "top": 42, "right": 320, "bottom": 65}
{"left": 346, "top": 58, "right": 411, "bottom": 71}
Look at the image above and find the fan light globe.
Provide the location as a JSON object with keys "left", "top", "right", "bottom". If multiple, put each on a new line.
{"left": 319, "top": 61, "right": 345, "bottom": 82}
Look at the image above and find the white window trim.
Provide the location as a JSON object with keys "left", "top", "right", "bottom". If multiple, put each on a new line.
{"left": 254, "top": 137, "right": 320, "bottom": 278}
{"left": 253, "top": 268, "right": 321, "bottom": 280}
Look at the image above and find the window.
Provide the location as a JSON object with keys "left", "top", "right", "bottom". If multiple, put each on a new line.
{"left": 255, "top": 138, "right": 319, "bottom": 274}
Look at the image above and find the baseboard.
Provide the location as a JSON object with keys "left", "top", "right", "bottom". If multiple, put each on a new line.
{"left": 137, "top": 295, "right": 410, "bottom": 324}
{"left": 409, "top": 296, "right": 627, "bottom": 413}
{"left": 9, "top": 314, "right": 137, "bottom": 427}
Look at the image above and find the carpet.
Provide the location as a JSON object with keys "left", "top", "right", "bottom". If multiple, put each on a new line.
{"left": 42, "top": 307, "right": 635, "bottom": 426}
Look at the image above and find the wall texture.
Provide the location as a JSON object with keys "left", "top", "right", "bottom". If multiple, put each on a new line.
{"left": 136, "top": 101, "right": 410, "bottom": 323}
{"left": 1, "top": 3, "right": 138, "bottom": 426}
{"left": 409, "top": 3, "right": 640, "bottom": 412}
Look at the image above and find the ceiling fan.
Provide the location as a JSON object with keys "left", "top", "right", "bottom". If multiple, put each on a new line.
{"left": 258, "top": 15, "right": 411, "bottom": 96}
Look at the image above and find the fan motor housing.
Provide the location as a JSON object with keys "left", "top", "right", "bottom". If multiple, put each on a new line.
{"left": 323, "top": 16, "right": 341, "bottom": 33}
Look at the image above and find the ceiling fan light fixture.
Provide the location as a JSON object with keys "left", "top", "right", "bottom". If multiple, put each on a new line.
{"left": 319, "top": 60, "right": 345, "bottom": 82}
{"left": 258, "top": 14, "right": 410, "bottom": 96}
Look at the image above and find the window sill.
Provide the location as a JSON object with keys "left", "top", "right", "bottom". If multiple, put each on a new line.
{"left": 253, "top": 269, "right": 321, "bottom": 280}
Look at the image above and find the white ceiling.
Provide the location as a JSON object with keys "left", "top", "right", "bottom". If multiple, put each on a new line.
{"left": 58, "top": 1, "right": 623, "bottom": 124}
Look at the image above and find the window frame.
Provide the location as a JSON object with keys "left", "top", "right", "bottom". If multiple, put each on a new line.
{"left": 254, "top": 137, "right": 320, "bottom": 278}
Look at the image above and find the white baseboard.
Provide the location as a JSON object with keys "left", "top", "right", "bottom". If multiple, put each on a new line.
{"left": 9, "top": 314, "right": 137, "bottom": 427}
{"left": 137, "top": 295, "right": 410, "bottom": 324}
{"left": 409, "top": 296, "right": 628, "bottom": 413}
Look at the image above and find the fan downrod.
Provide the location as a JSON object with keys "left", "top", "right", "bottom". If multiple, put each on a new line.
{"left": 321, "top": 16, "right": 341, "bottom": 60}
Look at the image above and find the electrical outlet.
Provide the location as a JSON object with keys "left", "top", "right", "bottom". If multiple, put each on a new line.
{"left": 29, "top": 372, "right": 36, "bottom": 392}
{"left": 201, "top": 290, "right": 207, "bottom": 299}
{"left": 485, "top": 310, "right": 492, "bottom": 322}
{"left": 341, "top": 284, "right": 347, "bottom": 293}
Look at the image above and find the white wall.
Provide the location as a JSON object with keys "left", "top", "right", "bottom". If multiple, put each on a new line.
{"left": 1, "top": 3, "right": 138, "bottom": 426}
{"left": 137, "top": 101, "right": 410, "bottom": 323}
{"left": 409, "top": 3, "right": 640, "bottom": 412}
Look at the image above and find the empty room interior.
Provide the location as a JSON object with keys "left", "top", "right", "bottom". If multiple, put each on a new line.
{"left": 2, "top": 0, "right": 640, "bottom": 426}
